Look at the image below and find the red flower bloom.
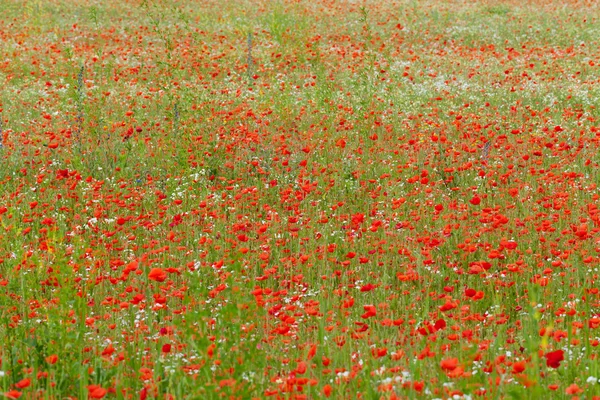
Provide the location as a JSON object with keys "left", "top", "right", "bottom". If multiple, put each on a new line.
{"left": 15, "top": 378, "right": 30, "bottom": 389}
{"left": 565, "top": 384, "right": 582, "bottom": 395}
{"left": 361, "top": 305, "right": 377, "bottom": 319}
{"left": 87, "top": 385, "right": 107, "bottom": 399}
{"left": 4, "top": 390, "right": 21, "bottom": 399}
{"left": 512, "top": 360, "right": 526, "bottom": 373}
{"left": 545, "top": 349, "right": 564, "bottom": 368}
{"left": 148, "top": 268, "right": 167, "bottom": 282}
{"left": 440, "top": 357, "right": 459, "bottom": 371}
{"left": 46, "top": 354, "right": 58, "bottom": 364}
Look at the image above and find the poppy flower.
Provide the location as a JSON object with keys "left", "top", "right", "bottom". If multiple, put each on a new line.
{"left": 45, "top": 354, "right": 58, "bottom": 364}
{"left": 15, "top": 378, "right": 30, "bottom": 389}
{"left": 87, "top": 385, "right": 107, "bottom": 399}
{"left": 4, "top": 390, "right": 21, "bottom": 399}
{"left": 512, "top": 361, "right": 526, "bottom": 373}
{"left": 361, "top": 305, "right": 377, "bottom": 319}
{"left": 148, "top": 268, "right": 167, "bottom": 282}
{"left": 469, "top": 196, "right": 481, "bottom": 205}
{"left": 565, "top": 384, "right": 582, "bottom": 395}
{"left": 440, "top": 357, "right": 459, "bottom": 371}
{"left": 545, "top": 349, "right": 564, "bottom": 368}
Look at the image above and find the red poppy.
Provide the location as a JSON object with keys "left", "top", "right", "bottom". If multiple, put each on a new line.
{"left": 361, "top": 305, "right": 377, "bottom": 319}
{"left": 15, "top": 378, "right": 30, "bottom": 389}
{"left": 512, "top": 361, "right": 526, "bottom": 373}
{"left": 87, "top": 385, "right": 107, "bottom": 399}
{"left": 544, "top": 349, "right": 564, "bottom": 368}
{"left": 148, "top": 268, "right": 167, "bottom": 282}
{"left": 565, "top": 384, "right": 582, "bottom": 395}
{"left": 45, "top": 354, "right": 58, "bottom": 364}
{"left": 440, "top": 357, "right": 459, "bottom": 371}
{"left": 4, "top": 390, "right": 21, "bottom": 399}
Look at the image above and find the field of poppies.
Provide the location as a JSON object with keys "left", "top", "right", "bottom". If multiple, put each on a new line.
{"left": 1, "top": 0, "right": 599, "bottom": 398}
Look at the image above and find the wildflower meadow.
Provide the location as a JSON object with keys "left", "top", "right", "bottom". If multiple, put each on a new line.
{"left": 0, "top": 0, "right": 599, "bottom": 398}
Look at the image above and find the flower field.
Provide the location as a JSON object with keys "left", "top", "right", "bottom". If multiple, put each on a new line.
{"left": 1, "top": 0, "right": 600, "bottom": 398}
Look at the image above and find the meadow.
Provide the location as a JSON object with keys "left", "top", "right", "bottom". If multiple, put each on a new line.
{"left": 1, "top": 0, "right": 600, "bottom": 398}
